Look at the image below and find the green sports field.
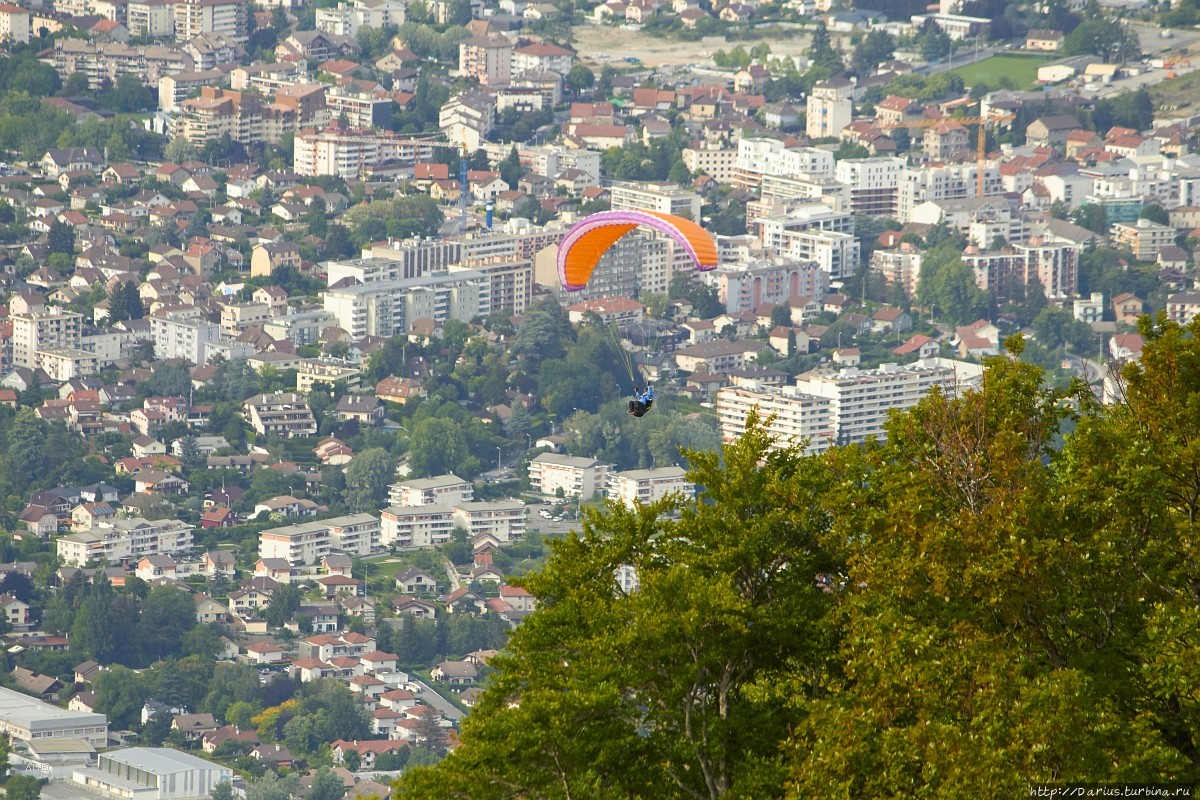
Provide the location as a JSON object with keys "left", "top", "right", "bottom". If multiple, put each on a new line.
{"left": 949, "top": 54, "right": 1055, "bottom": 90}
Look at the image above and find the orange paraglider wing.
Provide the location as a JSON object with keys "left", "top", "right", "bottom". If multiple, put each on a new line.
{"left": 557, "top": 210, "right": 718, "bottom": 291}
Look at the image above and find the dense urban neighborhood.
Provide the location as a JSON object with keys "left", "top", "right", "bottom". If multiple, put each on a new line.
{"left": 0, "top": 0, "right": 1190, "bottom": 794}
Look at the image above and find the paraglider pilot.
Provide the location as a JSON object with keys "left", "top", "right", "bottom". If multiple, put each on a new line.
{"left": 628, "top": 384, "right": 654, "bottom": 417}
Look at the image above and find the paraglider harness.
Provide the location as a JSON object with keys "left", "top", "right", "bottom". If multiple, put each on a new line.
{"left": 628, "top": 385, "right": 654, "bottom": 417}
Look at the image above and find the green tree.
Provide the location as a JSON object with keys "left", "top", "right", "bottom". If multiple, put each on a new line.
{"left": 264, "top": 583, "right": 302, "bottom": 629}
{"left": 245, "top": 772, "right": 300, "bottom": 800}
{"left": 4, "top": 775, "right": 43, "bottom": 800}
{"left": 565, "top": 64, "right": 595, "bottom": 96}
{"left": 396, "top": 413, "right": 837, "bottom": 799}
{"left": 47, "top": 219, "right": 75, "bottom": 255}
{"left": 308, "top": 768, "right": 346, "bottom": 800}
{"left": 344, "top": 447, "right": 397, "bottom": 511}
{"left": 136, "top": 585, "right": 198, "bottom": 664}
{"left": 93, "top": 666, "right": 148, "bottom": 730}
{"left": 851, "top": 29, "right": 895, "bottom": 75}
{"left": 408, "top": 417, "right": 469, "bottom": 477}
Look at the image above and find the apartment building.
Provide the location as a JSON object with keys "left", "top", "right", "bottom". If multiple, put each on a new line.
{"left": 242, "top": 392, "right": 318, "bottom": 438}
{"left": 174, "top": 0, "right": 247, "bottom": 42}
{"left": 511, "top": 40, "right": 573, "bottom": 75}
{"left": 610, "top": 181, "right": 702, "bottom": 220}
{"left": 321, "top": 267, "right": 490, "bottom": 338}
{"left": 315, "top": 0, "right": 406, "bottom": 36}
{"left": 452, "top": 501, "right": 525, "bottom": 542}
{"left": 962, "top": 240, "right": 1079, "bottom": 302}
{"left": 759, "top": 174, "right": 851, "bottom": 212}
{"left": 57, "top": 518, "right": 194, "bottom": 566}
{"left": 380, "top": 505, "right": 455, "bottom": 547}
{"left": 439, "top": 90, "right": 495, "bottom": 151}
{"left": 37, "top": 348, "right": 101, "bottom": 382}
{"left": 835, "top": 157, "right": 905, "bottom": 217}
{"left": 388, "top": 474, "right": 473, "bottom": 507}
{"left": 482, "top": 142, "right": 601, "bottom": 182}
{"left": 1166, "top": 290, "right": 1200, "bottom": 324}
{"left": 295, "top": 358, "right": 361, "bottom": 394}
{"left": 675, "top": 340, "right": 770, "bottom": 374}
{"left": 870, "top": 244, "right": 923, "bottom": 298}
{"left": 794, "top": 360, "right": 966, "bottom": 445}
{"left": 733, "top": 137, "right": 835, "bottom": 190}
{"left": 806, "top": 77, "right": 853, "bottom": 139}
{"left": 607, "top": 467, "right": 692, "bottom": 509}
{"left": 172, "top": 87, "right": 264, "bottom": 146}
{"left": 682, "top": 145, "right": 738, "bottom": 183}
{"left": 159, "top": 68, "right": 227, "bottom": 113}
{"left": 711, "top": 259, "right": 829, "bottom": 314}
{"left": 259, "top": 513, "right": 381, "bottom": 565}
{"left": 1111, "top": 218, "right": 1177, "bottom": 262}
{"left": 0, "top": 5, "right": 31, "bottom": 44}
{"left": 151, "top": 314, "right": 221, "bottom": 364}
{"left": 12, "top": 307, "right": 83, "bottom": 369}
{"left": 325, "top": 87, "right": 391, "bottom": 129}
{"left": 897, "top": 163, "right": 1002, "bottom": 222}
{"left": 716, "top": 383, "right": 835, "bottom": 456}
{"left": 127, "top": 0, "right": 175, "bottom": 36}
{"left": 458, "top": 35, "right": 512, "bottom": 85}
{"left": 756, "top": 202, "right": 854, "bottom": 248}
{"left": 528, "top": 453, "right": 611, "bottom": 499}
{"left": 326, "top": 513, "right": 381, "bottom": 555}
{"left": 456, "top": 259, "right": 532, "bottom": 315}
{"left": 52, "top": 39, "right": 188, "bottom": 91}
{"left": 346, "top": 239, "right": 461, "bottom": 282}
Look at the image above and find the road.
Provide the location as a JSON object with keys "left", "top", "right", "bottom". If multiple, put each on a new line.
{"left": 412, "top": 678, "right": 464, "bottom": 722}
{"left": 442, "top": 556, "right": 462, "bottom": 591}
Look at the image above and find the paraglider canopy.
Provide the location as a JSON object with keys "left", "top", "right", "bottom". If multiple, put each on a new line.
{"left": 557, "top": 210, "right": 719, "bottom": 292}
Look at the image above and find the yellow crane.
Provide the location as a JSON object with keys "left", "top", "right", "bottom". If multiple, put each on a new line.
{"left": 871, "top": 112, "right": 1017, "bottom": 196}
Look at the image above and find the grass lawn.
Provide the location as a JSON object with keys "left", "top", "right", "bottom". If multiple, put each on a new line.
{"left": 950, "top": 54, "right": 1054, "bottom": 90}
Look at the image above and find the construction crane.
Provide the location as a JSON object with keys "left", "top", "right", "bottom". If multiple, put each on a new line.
{"left": 871, "top": 112, "right": 1017, "bottom": 196}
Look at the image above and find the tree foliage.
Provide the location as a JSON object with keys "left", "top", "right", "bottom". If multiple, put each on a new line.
{"left": 394, "top": 319, "right": 1200, "bottom": 796}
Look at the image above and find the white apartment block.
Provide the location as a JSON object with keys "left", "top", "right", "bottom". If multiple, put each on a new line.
{"left": 682, "top": 145, "right": 738, "bottom": 184}
{"left": 482, "top": 142, "right": 601, "bottom": 182}
{"left": 128, "top": 0, "right": 175, "bottom": 37}
{"left": 756, "top": 201, "right": 854, "bottom": 247}
{"left": 607, "top": 467, "right": 692, "bottom": 509}
{"left": 759, "top": 174, "right": 851, "bottom": 212}
{"left": 355, "top": 239, "right": 462, "bottom": 282}
{"left": 457, "top": 259, "right": 532, "bottom": 316}
{"left": 388, "top": 474, "right": 473, "bottom": 507}
{"left": 794, "top": 361, "right": 966, "bottom": 445}
{"left": 734, "top": 138, "right": 835, "bottom": 190}
{"left": 151, "top": 314, "right": 221, "bottom": 364}
{"left": 37, "top": 348, "right": 100, "bottom": 382}
{"left": 716, "top": 383, "right": 836, "bottom": 456}
{"left": 381, "top": 505, "right": 455, "bottom": 548}
{"left": 610, "top": 181, "right": 703, "bottom": 220}
{"left": 159, "top": 69, "right": 227, "bottom": 113}
{"left": 326, "top": 513, "right": 381, "bottom": 555}
{"left": 452, "top": 501, "right": 526, "bottom": 543}
{"left": 897, "top": 163, "right": 1002, "bottom": 222}
{"left": 806, "top": 78, "right": 853, "bottom": 140}
{"left": 12, "top": 307, "right": 83, "bottom": 369}
{"left": 325, "top": 88, "right": 392, "bottom": 129}
{"left": 243, "top": 392, "right": 318, "bottom": 438}
{"left": 57, "top": 518, "right": 194, "bottom": 567}
{"left": 174, "top": 0, "right": 246, "bottom": 43}
{"left": 315, "top": 0, "right": 405, "bottom": 36}
{"left": 259, "top": 513, "right": 381, "bottom": 565}
{"left": 835, "top": 157, "right": 905, "bottom": 217}
{"left": 528, "top": 453, "right": 611, "bottom": 499}
{"left": 0, "top": 5, "right": 31, "bottom": 44}
{"left": 321, "top": 267, "right": 490, "bottom": 338}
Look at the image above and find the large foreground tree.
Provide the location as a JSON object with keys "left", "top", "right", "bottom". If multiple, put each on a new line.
{"left": 397, "top": 319, "right": 1200, "bottom": 798}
